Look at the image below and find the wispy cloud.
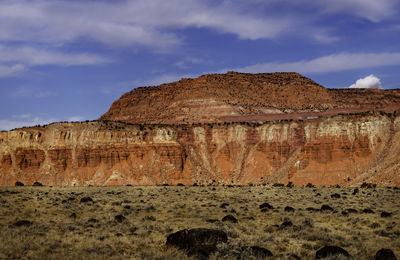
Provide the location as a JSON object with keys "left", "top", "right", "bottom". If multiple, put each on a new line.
{"left": 313, "top": 0, "right": 398, "bottom": 22}
{"left": 232, "top": 52, "right": 400, "bottom": 74}
{"left": 0, "top": 0, "right": 291, "bottom": 50}
{"left": 0, "top": 115, "right": 57, "bottom": 131}
{"left": 0, "top": 114, "right": 91, "bottom": 131}
{"left": 0, "top": 64, "right": 26, "bottom": 77}
{"left": 12, "top": 87, "right": 56, "bottom": 99}
{"left": 0, "top": 45, "right": 110, "bottom": 66}
{"left": 67, "top": 116, "right": 86, "bottom": 122}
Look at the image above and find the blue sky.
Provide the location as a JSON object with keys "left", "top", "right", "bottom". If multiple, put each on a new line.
{"left": 0, "top": 0, "right": 400, "bottom": 130}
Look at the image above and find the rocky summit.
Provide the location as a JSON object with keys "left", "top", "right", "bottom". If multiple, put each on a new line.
{"left": 1, "top": 72, "right": 400, "bottom": 186}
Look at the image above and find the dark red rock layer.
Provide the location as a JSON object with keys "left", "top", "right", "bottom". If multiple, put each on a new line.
{"left": 1, "top": 112, "right": 399, "bottom": 186}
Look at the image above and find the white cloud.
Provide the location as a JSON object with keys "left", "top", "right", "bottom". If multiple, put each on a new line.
{"left": 0, "top": 64, "right": 26, "bottom": 77}
{"left": 233, "top": 52, "right": 400, "bottom": 74}
{"left": 349, "top": 75, "right": 382, "bottom": 89}
{"left": 0, "top": 116, "right": 57, "bottom": 131}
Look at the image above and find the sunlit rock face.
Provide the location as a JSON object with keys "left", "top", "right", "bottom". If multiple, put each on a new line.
{"left": 100, "top": 72, "right": 400, "bottom": 125}
{"left": 1, "top": 112, "right": 399, "bottom": 186}
{"left": 1, "top": 72, "right": 400, "bottom": 186}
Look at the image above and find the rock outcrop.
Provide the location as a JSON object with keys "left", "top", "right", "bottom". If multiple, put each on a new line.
{"left": 1, "top": 111, "right": 399, "bottom": 186}
{"left": 100, "top": 72, "right": 400, "bottom": 124}
{"left": 1, "top": 72, "right": 399, "bottom": 186}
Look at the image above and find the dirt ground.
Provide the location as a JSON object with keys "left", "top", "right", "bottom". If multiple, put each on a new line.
{"left": 0, "top": 185, "right": 398, "bottom": 259}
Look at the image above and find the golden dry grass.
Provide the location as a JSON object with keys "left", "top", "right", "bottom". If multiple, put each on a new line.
{"left": 0, "top": 185, "right": 399, "bottom": 259}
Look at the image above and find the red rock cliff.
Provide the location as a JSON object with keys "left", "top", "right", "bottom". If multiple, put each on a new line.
{"left": 100, "top": 72, "right": 400, "bottom": 124}
{"left": 1, "top": 112, "right": 399, "bottom": 186}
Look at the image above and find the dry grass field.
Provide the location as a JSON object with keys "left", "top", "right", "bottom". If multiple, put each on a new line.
{"left": 0, "top": 185, "right": 399, "bottom": 259}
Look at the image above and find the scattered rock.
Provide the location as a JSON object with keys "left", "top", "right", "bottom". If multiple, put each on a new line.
{"left": 284, "top": 206, "right": 295, "bottom": 212}
{"left": 80, "top": 197, "right": 94, "bottom": 203}
{"left": 363, "top": 208, "right": 374, "bottom": 214}
{"left": 222, "top": 215, "right": 238, "bottom": 223}
{"left": 315, "top": 246, "right": 353, "bottom": 259}
{"left": 347, "top": 208, "right": 358, "bottom": 213}
{"left": 321, "top": 205, "right": 334, "bottom": 212}
{"left": 114, "top": 214, "right": 126, "bottom": 223}
{"left": 331, "top": 193, "right": 341, "bottom": 199}
{"left": 87, "top": 218, "right": 99, "bottom": 223}
{"left": 9, "top": 220, "right": 33, "bottom": 227}
{"left": 280, "top": 220, "right": 293, "bottom": 229}
{"left": 375, "top": 248, "right": 397, "bottom": 260}
{"left": 166, "top": 228, "right": 228, "bottom": 258}
{"left": 259, "top": 202, "right": 273, "bottom": 210}
{"left": 381, "top": 211, "right": 392, "bottom": 218}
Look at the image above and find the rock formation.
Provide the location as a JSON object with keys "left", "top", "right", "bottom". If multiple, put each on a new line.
{"left": 1, "top": 72, "right": 400, "bottom": 186}
{"left": 100, "top": 72, "right": 400, "bottom": 124}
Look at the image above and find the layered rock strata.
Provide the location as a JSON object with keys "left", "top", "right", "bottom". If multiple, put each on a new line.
{"left": 1, "top": 111, "right": 399, "bottom": 186}
{"left": 100, "top": 72, "right": 400, "bottom": 124}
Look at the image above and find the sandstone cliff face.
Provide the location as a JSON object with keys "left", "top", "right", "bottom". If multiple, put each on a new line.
{"left": 1, "top": 112, "right": 399, "bottom": 186}
{"left": 100, "top": 72, "right": 400, "bottom": 124}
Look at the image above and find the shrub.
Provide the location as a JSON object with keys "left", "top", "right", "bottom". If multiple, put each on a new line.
{"left": 272, "top": 183, "right": 284, "bottom": 187}
{"left": 15, "top": 181, "right": 24, "bottom": 186}
{"left": 306, "top": 183, "right": 315, "bottom": 188}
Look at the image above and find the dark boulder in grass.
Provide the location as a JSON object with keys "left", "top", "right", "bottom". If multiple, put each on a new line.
{"left": 221, "top": 215, "right": 238, "bottom": 223}
{"left": 166, "top": 228, "right": 227, "bottom": 258}
{"left": 363, "top": 208, "right": 374, "bottom": 214}
{"left": 315, "top": 246, "right": 353, "bottom": 259}
{"left": 114, "top": 214, "right": 126, "bottom": 223}
{"left": 381, "top": 211, "right": 392, "bottom": 218}
{"left": 321, "top": 205, "right": 334, "bottom": 212}
{"left": 9, "top": 220, "right": 33, "bottom": 228}
{"left": 259, "top": 202, "right": 273, "bottom": 210}
{"left": 80, "top": 197, "right": 94, "bottom": 203}
{"left": 284, "top": 206, "right": 295, "bottom": 212}
{"left": 375, "top": 248, "right": 397, "bottom": 260}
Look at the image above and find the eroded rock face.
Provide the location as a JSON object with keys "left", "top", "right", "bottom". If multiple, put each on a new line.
{"left": 100, "top": 72, "right": 400, "bottom": 124}
{"left": 1, "top": 112, "right": 399, "bottom": 186}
